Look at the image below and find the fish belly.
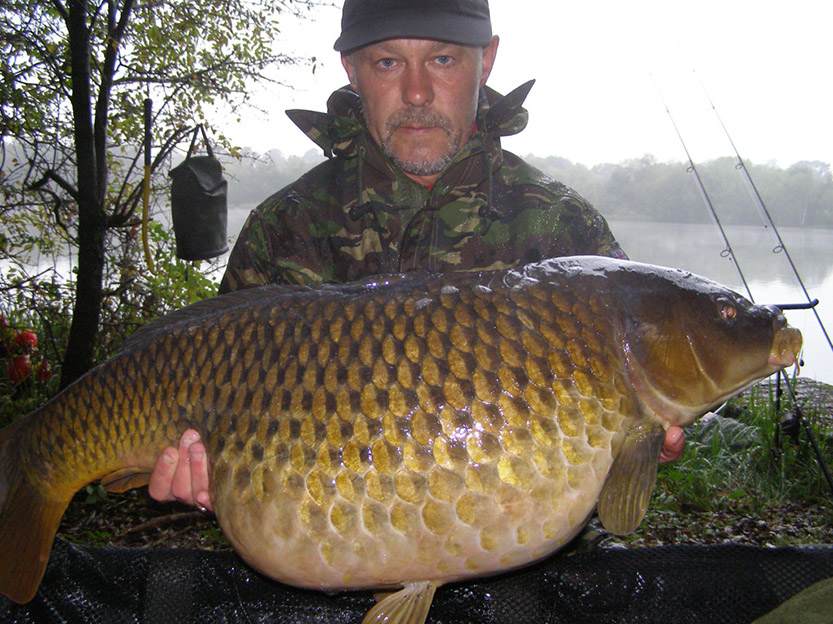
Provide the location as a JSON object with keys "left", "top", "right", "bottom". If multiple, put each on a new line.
{"left": 212, "top": 437, "right": 619, "bottom": 590}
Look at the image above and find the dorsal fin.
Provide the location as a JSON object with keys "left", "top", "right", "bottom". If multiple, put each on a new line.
{"left": 120, "top": 284, "right": 308, "bottom": 353}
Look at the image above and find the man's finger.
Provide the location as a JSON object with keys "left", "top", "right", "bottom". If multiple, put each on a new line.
{"left": 170, "top": 429, "right": 201, "bottom": 504}
{"left": 659, "top": 426, "right": 685, "bottom": 463}
{"left": 188, "top": 441, "right": 214, "bottom": 512}
{"left": 148, "top": 447, "right": 178, "bottom": 502}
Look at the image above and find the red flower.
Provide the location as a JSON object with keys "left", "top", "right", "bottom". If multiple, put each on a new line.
{"left": 15, "top": 330, "right": 38, "bottom": 351}
{"left": 8, "top": 354, "right": 31, "bottom": 384}
{"left": 36, "top": 360, "right": 52, "bottom": 381}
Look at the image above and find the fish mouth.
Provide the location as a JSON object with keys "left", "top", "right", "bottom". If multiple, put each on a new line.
{"left": 768, "top": 326, "right": 803, "bottom": 371}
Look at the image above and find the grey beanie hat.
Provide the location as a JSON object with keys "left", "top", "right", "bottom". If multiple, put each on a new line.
{"left": 334, "top": 0, "right": 492, "bottom": 52}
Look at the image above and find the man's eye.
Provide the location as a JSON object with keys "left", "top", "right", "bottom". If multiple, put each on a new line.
{"left": 435, "top": 55, "right": 453, "bottom": 65}
{"left": 377, "top": 58, "right": 397, "bottom": 69}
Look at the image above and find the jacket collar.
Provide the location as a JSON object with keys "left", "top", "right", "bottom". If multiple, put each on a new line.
{"left": 285, "top": 80, "right": 535, "bottom": 165}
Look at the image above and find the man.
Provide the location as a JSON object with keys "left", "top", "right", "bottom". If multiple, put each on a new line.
{"left": 149, "top": 0, "right": 685, "bottom": 512}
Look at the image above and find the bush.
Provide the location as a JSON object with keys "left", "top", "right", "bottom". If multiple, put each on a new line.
{"left": 0, "top": 221, "right": 223, "bottom": 427}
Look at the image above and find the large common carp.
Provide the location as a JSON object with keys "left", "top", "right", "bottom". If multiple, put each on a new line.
{"left": 0, "top": 256, "right": 801, "bottom": 623}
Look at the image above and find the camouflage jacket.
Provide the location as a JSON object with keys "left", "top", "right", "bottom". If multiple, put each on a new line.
{"left": 219, "top": 81, "right": 625, "bottom": 293}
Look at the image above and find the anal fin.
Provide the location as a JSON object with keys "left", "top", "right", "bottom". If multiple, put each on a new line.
{"left": 362, "top": 581, "right": 439, "bottom": 624}
{"left": 597, "top": 420, "right": 666, "bottom": 535}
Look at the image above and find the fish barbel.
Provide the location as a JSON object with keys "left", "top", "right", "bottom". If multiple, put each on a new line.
{"left": 0, "top": 256, "right": 802, "bottom": 622}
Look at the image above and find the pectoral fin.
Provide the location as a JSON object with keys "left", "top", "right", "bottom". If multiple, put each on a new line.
{"left": 100, "top": 467, "right": 151, "bottom": 492}
{"left": 597, "top": 420, "right": 666, "bottom": 535}
{"left": 362, "top": 581, "right": 439, "bottom": 624}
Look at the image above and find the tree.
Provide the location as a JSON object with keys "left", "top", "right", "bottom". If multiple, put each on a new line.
{"left": 1, "top": 0, "right": 314, "bottom": 387}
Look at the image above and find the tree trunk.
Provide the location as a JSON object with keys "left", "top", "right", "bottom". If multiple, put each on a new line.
{"left": 60, "top": 207, "right": 107, "bottom": 388}
{"left": 60, "top": 0, "right": 106, "bottom": 389}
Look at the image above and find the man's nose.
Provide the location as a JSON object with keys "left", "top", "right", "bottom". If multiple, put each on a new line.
{"left": 402, "top": 65, "right": 434, "bottom": 107}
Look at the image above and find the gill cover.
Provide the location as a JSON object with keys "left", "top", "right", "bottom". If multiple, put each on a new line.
{"left": 620, "top": 269, "right": 778, "bottom": 424}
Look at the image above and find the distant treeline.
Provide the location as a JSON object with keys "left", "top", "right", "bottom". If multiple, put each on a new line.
{"left": 223, "top": 151, "right": 833, "bottom": 228}
{"left": 526, "top": 155, "right": 833, "bottom": 228}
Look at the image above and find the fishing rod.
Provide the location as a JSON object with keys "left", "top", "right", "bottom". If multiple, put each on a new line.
{"left": 697, "top": 73, "right": 833, "bottom": 357}
{"left": 776, "top": 368, "right": 833, "bottom": 493}
{"left": 697, "top": 77, "right": 833, "bottom": 493}
{"left": 651, "top": 77, "right": 754, "bottom": 301}
{"left": 656, "top": 77, "right": 833, "bottom": 497}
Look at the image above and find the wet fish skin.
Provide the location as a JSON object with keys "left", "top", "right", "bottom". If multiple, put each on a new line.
{"left": 0, "top": 256, "right": 801, "bottom": 620}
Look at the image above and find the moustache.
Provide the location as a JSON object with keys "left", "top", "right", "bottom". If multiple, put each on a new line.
{"left": 385, "top": 108, "right": 454, "bottom": 136}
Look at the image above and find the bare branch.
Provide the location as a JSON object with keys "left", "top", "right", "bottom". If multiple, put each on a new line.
{"left": 29, "top": 169, "right": 79, "bottom": 200}
{"left": 49, "top": 0, "right": 69, "bottom": 22}
{"left": 109, "top": 124, "right": 192, "bottom": 227}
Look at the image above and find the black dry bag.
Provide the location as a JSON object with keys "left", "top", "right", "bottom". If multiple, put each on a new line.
{"left": 169, "top": 125, "right": 228, "bottom": 260}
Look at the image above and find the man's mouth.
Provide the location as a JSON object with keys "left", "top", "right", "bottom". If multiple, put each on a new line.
{"left": 397, "top": 125, "right": 440, "bottom": 132}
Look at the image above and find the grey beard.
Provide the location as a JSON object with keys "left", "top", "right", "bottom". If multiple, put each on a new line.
{"left": 384, "top": 146, "right": 457, "bottom": 177}
{"left": 375, "top": 108, "right": 464, "bottom": 176}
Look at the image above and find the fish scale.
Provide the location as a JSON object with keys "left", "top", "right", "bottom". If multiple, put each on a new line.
{"left": 188, "top": 270, "right": 637, "bottom": 594}
{"left": 0, "top": 257, "right": 802, "bottom": 624}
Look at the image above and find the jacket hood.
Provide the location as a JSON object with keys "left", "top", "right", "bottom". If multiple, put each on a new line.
{"left": 285, "top": 80, "right": 535, "bottom": 160}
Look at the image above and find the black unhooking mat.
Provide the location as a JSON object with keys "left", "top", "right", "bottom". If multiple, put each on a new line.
{"left": 2, "top": 538, "right": 833, "bottom": 624}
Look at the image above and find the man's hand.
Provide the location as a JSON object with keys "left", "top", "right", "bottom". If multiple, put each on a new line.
{"left": 148, "top": 429, "right": 213, "bottom": 512}
{"left": 660, "top": 425, "right": 685, "bottom": 463}
{"left": 149, "top": 424, "right": 686, "bottom": 511}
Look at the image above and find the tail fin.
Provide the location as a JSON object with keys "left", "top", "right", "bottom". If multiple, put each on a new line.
{"left": 0, "top": 419, "right": 70, "bottom": 604}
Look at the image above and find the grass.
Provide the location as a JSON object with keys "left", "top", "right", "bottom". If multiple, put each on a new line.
{"left": 653, "top": 380, "right": 833, "bottom": 516}
{"left": 614, "top": 378, "right": 833, "bottom": 548}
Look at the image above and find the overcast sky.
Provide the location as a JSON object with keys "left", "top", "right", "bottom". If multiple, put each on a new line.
{"left": 227, "top": 0, "right": 832, "bottom": 168}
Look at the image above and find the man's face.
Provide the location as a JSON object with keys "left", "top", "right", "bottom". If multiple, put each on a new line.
{"left": 342, "top": 36, "right": 499, "bottom": 186}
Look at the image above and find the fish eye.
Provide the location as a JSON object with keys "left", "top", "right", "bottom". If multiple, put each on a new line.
{"left": 718, "top": 301, "right": 737, "bottom": 320}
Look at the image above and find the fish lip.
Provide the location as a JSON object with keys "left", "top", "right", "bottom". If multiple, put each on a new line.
{"left": 768, "top": 327, "right": 803, "bottom": 370}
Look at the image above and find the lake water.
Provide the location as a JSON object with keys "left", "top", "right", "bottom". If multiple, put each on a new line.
{"left": 608, "top": 220, "right": 832, "bottom": 385}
